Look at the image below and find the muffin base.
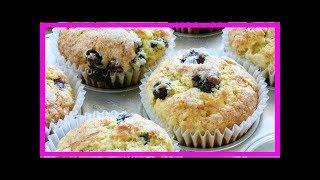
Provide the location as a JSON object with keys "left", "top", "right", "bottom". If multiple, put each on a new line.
{"left": 139, "top": 48, "right": 269, "bottom": 148}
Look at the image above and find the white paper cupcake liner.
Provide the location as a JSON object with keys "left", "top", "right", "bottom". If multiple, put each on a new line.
{"left": 45, "top": 110, "right": 180, "bottom": 152}
{"left": 139, "top": 48, "right": 269, "bottom": 148}
{"left": 221, "top": 28, "right": 275, "bottom": 86}
{"left": 48, "top": 28, "right": 176, "bottom": 90}
{"left": 45, "top": 63, "right": 86, "bottom": 138}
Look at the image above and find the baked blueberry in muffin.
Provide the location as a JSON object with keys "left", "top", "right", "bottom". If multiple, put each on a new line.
{"left": 56, "top": 113, "right": 174, "bottom": 151}
{"left": 180, "top": 50, "right": 207, "bottom": 64}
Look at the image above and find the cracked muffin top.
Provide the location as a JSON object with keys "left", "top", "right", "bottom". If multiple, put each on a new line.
{"left": 46, "top": 65, "right": 75, "bottom": 128}
{"left": 146, "top": 49, "right": 259, "bottom": 134}
{"left": 57, "top": 113, "right": 174, "bottom": 151}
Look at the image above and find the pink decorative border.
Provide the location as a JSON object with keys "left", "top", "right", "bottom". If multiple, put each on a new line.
{"left": 40, "top": 22, "right": 280, "bottom": 158}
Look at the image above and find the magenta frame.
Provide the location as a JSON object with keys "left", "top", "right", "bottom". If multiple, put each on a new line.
{"left": 40, "top": 22, "right": 280, "bottom": 158}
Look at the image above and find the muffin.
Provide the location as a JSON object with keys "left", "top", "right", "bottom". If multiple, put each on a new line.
{"left": 57, "top": 28, "right": 173, "bottom": 89}
{"left": 56, "top": 112, "right": 174, "bottom": 151}
{"left": 142, "top": 49, "right": 263, "bottom": 148}
{"left": 46, "top": 65, "right": 75, "bottom": 128}
{"left": 224, "top": 28, "right": 275, "bottom": 85}
{"left": 173, "top": 28, "right": 223, "bottom": 34}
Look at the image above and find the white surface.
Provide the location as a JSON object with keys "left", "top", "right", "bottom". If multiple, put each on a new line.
{"left": 45, "top": 33, "right": 275, "bottom": 152}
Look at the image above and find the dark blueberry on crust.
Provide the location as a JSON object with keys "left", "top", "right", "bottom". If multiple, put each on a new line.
{"left": 153, "top": 82, "right": 161, "bottom": 87}
{"left": 53, "top": 79, "right": 65, "bottom": 90}
{"left": 107, "top": 60, "right": 124, "bottom": 73}
{"left": 180, "top": 50, "right": 206, "bottom": 64}
{"left": 86, "top": 49, "right": 102, "bottom": 66}
{"left": 199, "top": 80, "right": 214, "bottom": 93}
{"left": 164, "top": 40, "right": 169, "bottom": 48}
{"left": 135, "top": 44, "right": 143, "bottom": 54}
{"left": 189, "top": 50, "right": 198, "bottom": 56}
{"left": 150, "top": 42, "right": 157, "bottom": 48}
{"left": 196, "top": 55, "right": 206, "bottom": 64}
{"left": 192, "top": 75, "right": 202, "bottom": 87}
{"left": 139, "top": 134, "right": 150, "bottom": 145}
{"left": 116, "top": 113, "right": 132, "bottom": 123}
{"left": 138, "top": 54, "right": 145, "bottom": 59}
{"left": 153, "top": 82, "right": 168, "bottom": 100}
{"left": 153, "top": 87, "right": 167, "bottom": 100}
{"left": 192, "top": 73, "right": 220, "bottom": 93}
{"left": 206, "top": 73, "right": 220, "bottom": 86}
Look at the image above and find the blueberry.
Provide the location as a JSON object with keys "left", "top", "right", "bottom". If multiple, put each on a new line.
{"left": 135, "top": 45, "right": 142, "bottom": 54}
{"left": 150, "top": 42, "right": 157, "bottom": 48}
{"left": 86, "top": 49, "right": 102, "bottom": 66}
{"left": 164, "top": 40, "right": 169, "bottom": 48}
{"left": 139, "top": 134, "right": 150, "bottom": 145}
{"left": 53, "top": 79, "right": 65, "bottom": 90}
{"left": 153, "top": 82, "right": 168, "bottom": 100}
{"left": 199, "top": 80, "right": 213, "bottom": 93}
{"left": 192, "top": 75, "right": 202, "bottom": 86}
{"left": 116, "top": 113, "right": 132, "bottom": 123}
{"left": 138, "top": 54, "right": 145, "bottom": 59}
{"left": 180, "top": 50, "right": 206, "bottom": 64}
{"left": 192, "top": 74, "right": 219, "bottom": 93}
{"left": 189, "top": 50, "right": 198, "bottom": 56}
{"left": 196, "top": 55, "right": 206, "bottom": 64}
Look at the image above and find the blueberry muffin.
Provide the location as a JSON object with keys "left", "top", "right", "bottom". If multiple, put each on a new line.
{"left": 173, "top": 28, "right": 223, "bottom": 34}
{"left": 46, "top": 65, "right": 75, "bottom": 128}
{"left": 145, "top": 49, "right": 259, "bottom": 134}
{"left": 57, "top": 28, "right": 172, "bottom": 89}
{"left": 57, "top": 113, "right": 174, "bottom": 151}
{"left": 225, "top": 28, "right": 275, "bottom": 85}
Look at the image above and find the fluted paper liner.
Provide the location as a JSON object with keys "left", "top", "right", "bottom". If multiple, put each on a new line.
{"left": 45, "top": 63, "right": 86, "bottom": 138}
{"left": 221, "top": 28, "right": 275, "bottom": 86}
{"left": 45, "top": 110, "right": 180, "bottom": 152}
{"left": 48, "top": 28, "right": 176, "bottom": 90}
{"left": 139, "top": 48, "right": 269, "bottom": 148}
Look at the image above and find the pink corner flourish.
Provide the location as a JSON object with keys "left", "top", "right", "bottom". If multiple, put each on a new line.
{"left": 39, "top": 22, "right": 280, "bottom": 158}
